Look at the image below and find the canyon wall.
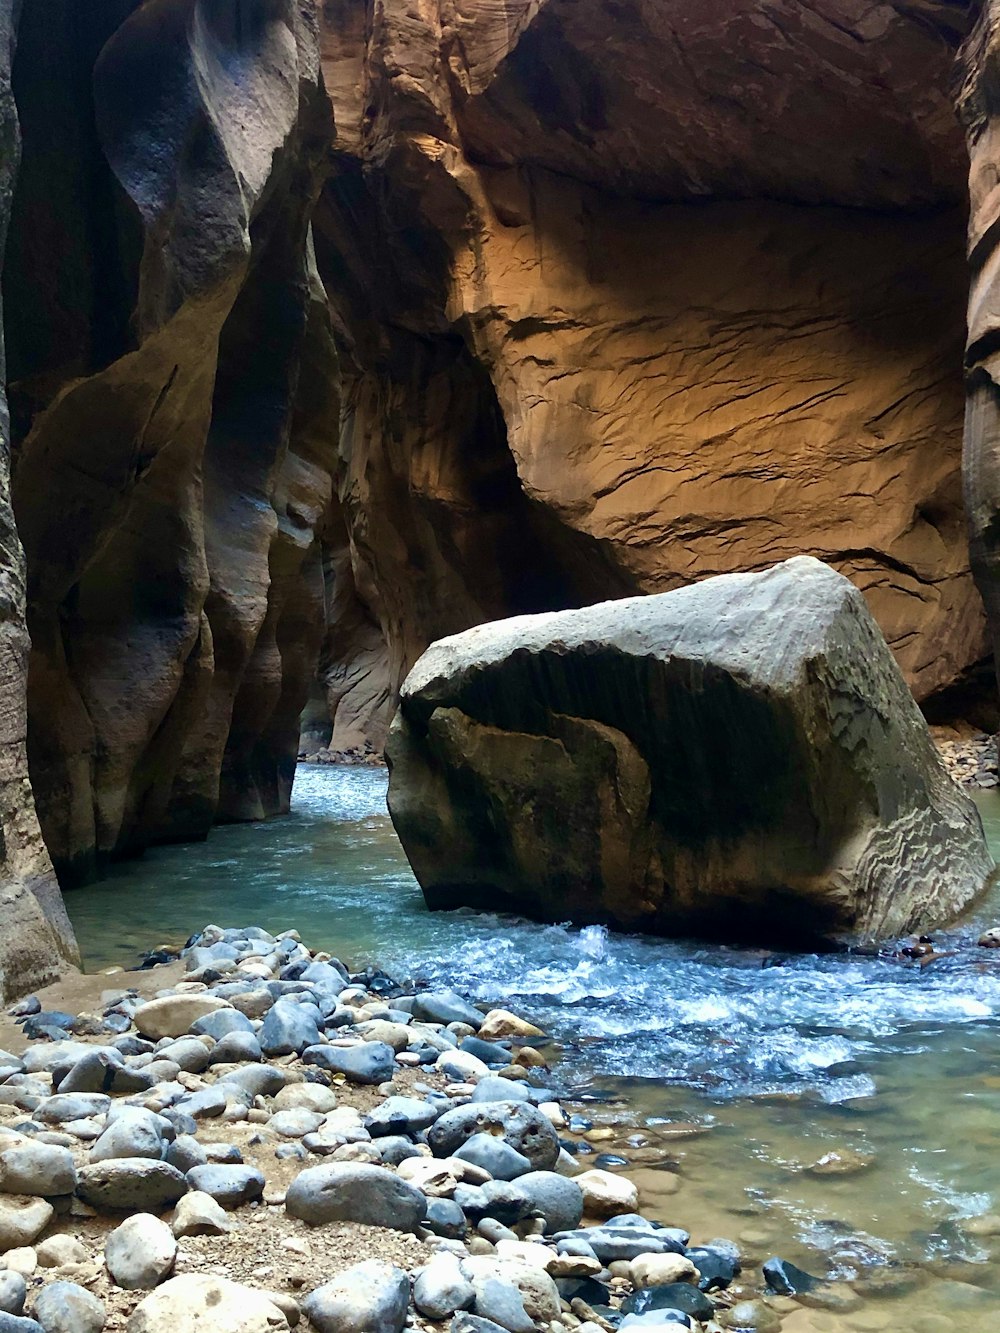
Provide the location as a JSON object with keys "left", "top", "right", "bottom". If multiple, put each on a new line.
{"left": 0, "top": 0, "right": 987, "bottom": 961}
{"left": 0, "top": 0, "right": 79, "bottom": 998}
{"left": 4, "top": 0, "right": 341, "bottom": 882}
{"left": 315, "top": 0, "right": 985, "bottom": 752}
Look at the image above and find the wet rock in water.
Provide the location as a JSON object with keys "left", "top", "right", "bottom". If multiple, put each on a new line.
{"left": 686, "top": 1246, "right": 739, "bottom": 1291}
{"left": 31, "top": 1282, "right": 106, "bottom": 1333}
{"left": 388, "top": 558, "right": 993, "bottom": 944}
{"left": 302, "top": 1260, "right": 410, "bottom": 1333}
{"left": 762, "top": 1256, "right": 821, "bottom": 1296}
{"left": 575, "top": 1168, "right": 640, "bottom": 1218}
{"left": 285, "top": 1163, "right": 427, "bottom": 1231}
{"left": 804, "top": 1148, "right": 874, "bottom": 1176}
{"left": 0, "top": 1197, "right": 53, "bottom": 1250}
{"left": 979, "top": 928, "right": 1000, "bottom": 947}
{"left": 105, "top": 1213, "right": 177, "bottom": 1289}
{"left": 0, "top": 1143, "right": 76, "bottom": 1196}
{"left": 429, "top": 1102, "right": 560, "bottom": 1171}
{"left": 413, "top": 992, "right": 484, "bottom": 1029}
{"left": 184, "top": 1165, "right": 264, "bottom": 1209}
{"left": 77, "top": 1161, "right": 188, "bottom": 1212}
{"left": 126, "top": 1274, "right": 288, "bottom": 1332}
{"left": 621, "top": 1283, "right": 715, "bottom": 1321}
{"left": 0, "top": 1275, "right": 25, "bottom": 1316}
{"left": 720, "top": 1299, "right": 782, "bottom": 1331}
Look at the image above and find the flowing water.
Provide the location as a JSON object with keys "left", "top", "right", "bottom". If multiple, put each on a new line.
{"left": 67, "top": 766, "right": 1000, "bottom": 1331}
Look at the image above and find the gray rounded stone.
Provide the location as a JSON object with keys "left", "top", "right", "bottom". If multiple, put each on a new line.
{"left": 301, "top": 1041, "right": 395, "bottom": 1085}
{"left": 0, "top": 1143, "right": 76, "bottom": 1197}
{"left": 428, "top": 1101, "right": 560, "bottom": 1170}
{"left": 414, "top": 1262, "right": 475, "bottom": 1320}
{"left": 105, "top": 1214, "right": 177, "bottom": 1290}
{"left": 259, "top": 1000, "right": 321, "bottom": 1057}
{"left": 302, "top": 1261, "right": 409, "bottom": 1333}
{"left": 364, "top": 1096, "right": 440, "bottom": 1138}
{"left": 0, "top": 1273, "right": 25, "bottom": 1315}
{"left": 285, "top": 1163, "right": 426, "bottom": 1231}
{"left": 184, "top": 1165, "right": 264, "bottom": 1209}
{"left": 0, "top": 1196, "right": 53, "bottom": 1249}
{"left": 76, "top": 1160, "right": 188, "bottom": 1212}
{"left": 453, "top": 1135, "right": 532, "bottom": 1181}
{"left": 31, "top": 1282, "right": 105, "bottom": 1333}
{"left": 89, "top": 1110, "right": 165, "bottom": 1164}
{"left": 515, "top": 1171, "right": 584, "bottom": 1233}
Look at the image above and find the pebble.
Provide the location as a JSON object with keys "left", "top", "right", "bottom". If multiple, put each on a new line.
{"left": 0, "top": 1274, "right": 25, "bottom": 1315}
{"left": 575, "top": 1169, "right": 639, "bottom": 1218}
{"left": 0, "top": 1197, "right": 53, "bottom": 1250}
{"left": 171, "top": 1189, "right": 234, "bottom": 1237}
{"left": 133, "top": 996, "right": 230, "bottom": 1041}
{"left": 76, "top": 1160, "right": 188, "bottom": 1212}
{"left": 127, "top": 1274, "right": 287, "bottom": 1332}
{"left": 302, "top": 1260, "right": 410, "bottom": 1333}
{"left": 104, "top": 1213, "right": 176, "bottom": 1289}
{"left": 184, "top": 1164, "right": 264, "bottom": 1208}
{"left": 302, "top": 1041, "right": 396, "bottom": 1085}
{"left": 414, "top": 1258, "right": 476, "bottom": 1320}
{"left": 286, "top": 1162, "right": 426, "bottom": 1230}
{"left": 31, "top": 1282, "right": 106, "bottom": 1333}
{"left": 34, "top": 1236, "right": 87, "bottom": 1268}
{"left": 0, "top": 1144, "right": 76, "bottom": 1197}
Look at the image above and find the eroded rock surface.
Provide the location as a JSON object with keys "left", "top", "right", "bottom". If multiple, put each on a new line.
{"left": 4, "top": 0, "right": 339, "bottom": 881}
{"left": 314, "top": 0, "right": 986, "bottom": 749}
{"left": 0, "top": 0, "right": 78, "bottom": 998}
{"left": 387, "top": 558, "right": 993, "bottom": 945}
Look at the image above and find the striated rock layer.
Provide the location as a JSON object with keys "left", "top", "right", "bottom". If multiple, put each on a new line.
{"left": 0, "top": 0, "right": 78, "bottom": 996}
{"left": 387, "top": 559, "right": 994, "bottom": 946}
{"left": 315, "top": 0, "right": 987, "bottom": 750}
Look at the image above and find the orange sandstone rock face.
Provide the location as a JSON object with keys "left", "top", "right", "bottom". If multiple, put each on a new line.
{"left": 315, "top": 0, "right": 986, "bottom": 748}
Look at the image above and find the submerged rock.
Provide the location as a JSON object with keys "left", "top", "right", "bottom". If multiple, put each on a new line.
{"left": 388, "top": 558, "right": 993, "bottom": 945}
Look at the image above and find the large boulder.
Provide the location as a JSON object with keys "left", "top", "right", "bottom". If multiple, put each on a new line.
{"left": 387, "top": 558, "right": 993, "bottom": 945}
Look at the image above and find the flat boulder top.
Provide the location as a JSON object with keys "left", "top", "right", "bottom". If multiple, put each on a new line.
{"left": 402, "top": 557, "right": 881, "bottom": 701}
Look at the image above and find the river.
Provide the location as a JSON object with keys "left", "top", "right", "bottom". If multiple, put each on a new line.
{"left": 65, "top": 764, "right": 1000, "bottom": 1331}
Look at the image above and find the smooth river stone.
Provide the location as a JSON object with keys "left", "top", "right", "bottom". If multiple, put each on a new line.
{"left": 285, "top": 1164, "right": 426, "bottom": 1231}
{"left": 77, "top": 1161, "right": 188, "bottom": 1212}
{"left": 133, "top": 996, "right": 230, "bottom": 1041}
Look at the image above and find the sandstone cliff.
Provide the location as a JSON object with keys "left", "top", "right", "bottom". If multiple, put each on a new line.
{"left": 315, "top": 0, "right": 985, "bottom": 752}
{"left": 0, "top": 0, "right": 989, "bottom": 932}
{"left": 0, "top": 0, "right": 79, "bottom": 998}
{"left": 5, "top": 0, "right": 340, "bottom": 882}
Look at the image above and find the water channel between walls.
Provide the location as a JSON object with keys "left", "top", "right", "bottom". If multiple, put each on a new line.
{"left": 65, "top": 765, "right": 1000, "bottom": 1330}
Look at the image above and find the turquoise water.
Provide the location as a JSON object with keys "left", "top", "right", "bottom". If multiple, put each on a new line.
{"left": 66, "top": 767, "right": 1000, "bottom": 1327}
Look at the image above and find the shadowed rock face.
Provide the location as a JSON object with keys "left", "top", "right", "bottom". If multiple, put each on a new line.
{"left": 960, "top": 2, "right": 1000, "bottom": 713}
{"left": 314, "top": 0, "right": 987, "bottom": 749}
{"left": 4, "top": 0, "right": 340, "bottom": 882}
{"left": 387, "top": 559, "right": 994, "bottom": 946}
{"left": 0, "top": 0, "right": 79, "bottom": 998}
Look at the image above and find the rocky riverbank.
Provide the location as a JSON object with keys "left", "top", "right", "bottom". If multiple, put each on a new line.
{"left": 931, "top": 728, "right": 999, "bottom": 789}
{"left": 0, "top": 924, "right": 862, "bottom": 1333}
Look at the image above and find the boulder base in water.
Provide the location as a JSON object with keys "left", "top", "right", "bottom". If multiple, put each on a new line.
{"left": 387, "top": 558, "right": 993, "bottom": 945}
